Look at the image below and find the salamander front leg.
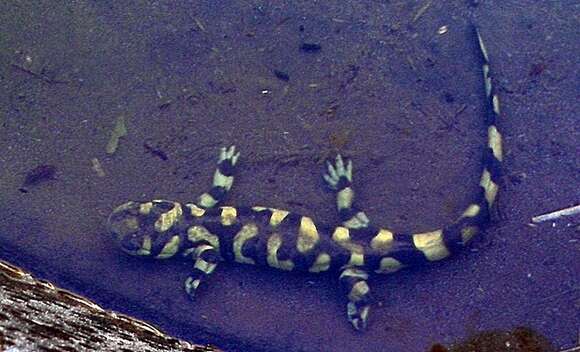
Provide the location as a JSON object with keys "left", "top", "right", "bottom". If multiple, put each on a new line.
{"left": 323, "top": 154, "right": 370, "bottom": 230}
{"left": 339, "top": 267, "right": 372, "bottom": 330}
{"left": 184, "top": 244, "right": 221, "bottom": 298}
{"left": 196, "top": 145, "right": 241, "bottom": 209}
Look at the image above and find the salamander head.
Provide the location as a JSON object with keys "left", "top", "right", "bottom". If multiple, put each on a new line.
{"left": 107, "top": 200, "right": 185, "bottom": 258}
{"left": 107, "top": 201, "right": 154, "bottom": 256}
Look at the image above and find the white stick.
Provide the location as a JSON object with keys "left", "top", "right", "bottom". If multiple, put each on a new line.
{"left": 531, "top": 204, "right": 580, "bottom": 223}
{"left": 559, "top": 345, "right": 580, "bottom": 352}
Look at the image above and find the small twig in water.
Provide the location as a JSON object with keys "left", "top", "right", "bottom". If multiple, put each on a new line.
{"left": 91, "top": 158, "right": 106, "bottom": 177}
{"left": 106, "top": 115, "right": 128, "bottom": 155}
{"left": 531, "top": 204, "right": 580, "bottom": 223}
{"left": 12, "top": 64, "right": 71, "bottom": 84}
{"left": 412, "top": 0, "right": 433, "bottom": 23}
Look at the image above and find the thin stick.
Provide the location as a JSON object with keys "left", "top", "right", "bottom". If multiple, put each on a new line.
{"left": 531, "top": 204, "right": 580, "bottom": 223}
{"left": 412, "top": 0, "right": 433, "bottom": 23}
{"left": 11, "top": 64, "right": 70, "bottom": 84}
{"left": 559, "top": 345, "right": 580, "bottom": 352}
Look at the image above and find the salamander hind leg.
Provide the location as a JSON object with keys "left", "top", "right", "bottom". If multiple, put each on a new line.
{"left": 323, "top": 154, "right": 370, "bottom": 230}
{"left": 196, "top": 145, "right": 241, "bottom": 209}
{"left": 184, "top": 244, "right": 221, "bottom": 298}
{"left": 339, "top": 267, "right": 372, "bottom": 331}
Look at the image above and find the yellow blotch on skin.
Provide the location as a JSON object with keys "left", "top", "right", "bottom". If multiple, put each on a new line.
{"left": 197, "top": 193, "right": 218, "bottom": 209}
{"left": 213, "top": 170, "right": 233, "bottom": 190}
{"left": 343, "top": 213, "right": 368, "bottom": 230}
{"left": 348, "top": 252, "right": 365, "bottom": 267}
{"left": 483, "top": 64, "right": 492, "bottom": 97}
{"left": 186, "top": 203, "right": 205, "bottom": 217}
{"left": 461, "top": 226, "right": 479, "bottom": 244}
{"left": 121, "top": 217, "right": 139, "bottom": 232}
{"left": 156, "top": 235, "right": 181, "bottom": 259}
{"left": 488, "top": 125, "right": 503, "bottom": 161}
{"left": 195, "top": 260, "right": 217, "bottom": 274}
{"left": 492, "top": 95, "right": 500, "bottom": 115}
{"left": 136, "top": 235, "right": 152, "bottom": 256}
{"left": 309, "top": 252, "right": 331, "bottom": 273}
{"left": 348, "top": 281, "right": 370, "bottom": 302}
{"left": 185, "top": 278, "right": 201, "bottom": 294}
{"left": 233, "top": 223, "right": 258, "bottom": 265}
{"left": 412, "top": 230, "right": 450, "bottom": 261}
{"left": 193, "top": 246, "right": 217, "bottom": 274}
{"left": 297, "top": 217, "right": 319, "bottom": 253}
{"left": 337, "top": 187, "right": 354, "bottom": 210}
{"left": 155, "top": 203, "right": 183, "bottom": 232}
{"left": 267, "top": 233, "right": 295, "bottom": 271}
{"left": 332, "top": 227, "right": 350, "bottom": 243}
{"left": 340, "top": 268, "right": 368, "bottom": 281}
{"left": 332, "top": 226, "right": 364, "bottom": 265}
{"left": 269, "top": 209, "right": 289, "bottom": 227}
{"left": 476, "top": 31, "right": 489, "bottom": 62}
{"left": 462, "top": 204, "right": 481, "bottom": 218}
{"left": 187, "top": 226, "right": 220, "bottom": 250}
{"left": 221, "top": 206, "right": 237, "bottom": 226}
{"left": 480, "top": 170, "right": 499, "bottom": 207}
{"left": 139, "top": 202, "right": 153, "bottom": 215}
{"left": 370, "top": 229, "right": 394, "bottom": 252}
{"left": 375, "top": 257, "right": 403, "bottom": 274}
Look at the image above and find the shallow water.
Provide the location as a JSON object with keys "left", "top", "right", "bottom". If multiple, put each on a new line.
{"left": 0, "top": 2, "right": 578, "bottom": 351}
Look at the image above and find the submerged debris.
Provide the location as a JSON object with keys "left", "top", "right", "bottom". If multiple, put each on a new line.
{"left": 412, "top": 0, "right": 433, "bottom": 23}
{"left": 106, "top": 115, "right": 128, "bottom": 155}
{"left": 437, "top": 25, "right": 449, "bottom": 35}
{"left": 11, "top": 63, "right": 71, "bottom": 85}
{"left": 274, "top": 70, "right": 290, "bottom": 81}
{"left": 21, "top": 164, "right": 56, "bottom": 190}
{"left": 529, "top": 62, "right": 547, "bottom": 76}
{"left": 91, "top": 158, "right": 106, "bottom": 177}
{"left": 300, "top": 43, "right": 322, "bottom": 53}
{"left": 194, "top": 17, "right": 206, "bottom": 32}
{"left": 144, "top": 142, "right": 168, "bottom": 161}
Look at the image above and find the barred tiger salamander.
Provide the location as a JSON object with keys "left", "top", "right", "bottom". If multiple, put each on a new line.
{"left": 107, "top": 27, "right": 502, "bottom": 331}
